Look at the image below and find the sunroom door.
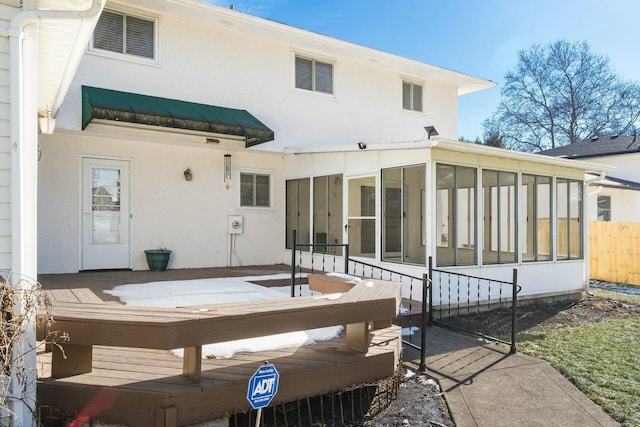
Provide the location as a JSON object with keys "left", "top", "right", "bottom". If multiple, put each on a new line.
{"left": 347, "top": 176, "right": 376, "bottom": 258}
{"left": 81, "top": 158, "right": 131, "bottom": 270}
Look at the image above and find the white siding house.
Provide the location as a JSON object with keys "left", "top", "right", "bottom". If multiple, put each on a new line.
{"left": 540, "top": 134, "right": 640, "bottom": 223}
{"left": 1, "top": 1, "right": 105, "bottom": 425}
{"left": 1, "top": 1, "right": 617, "bottom": 424}
{"left": 36, "top": 0, "right": 614, "bottom": 304}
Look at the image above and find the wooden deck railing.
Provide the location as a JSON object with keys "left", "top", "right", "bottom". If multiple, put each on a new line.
{"left": 38, "top": 274, "right": 401, "bottom": 383}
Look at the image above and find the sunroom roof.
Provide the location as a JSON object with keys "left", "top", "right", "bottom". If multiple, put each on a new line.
{"left": 81, "top": 86, "right": 274, "bottom": 147}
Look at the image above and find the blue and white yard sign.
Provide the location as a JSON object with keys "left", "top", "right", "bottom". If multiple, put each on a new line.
{"left": 247, "top": 363, "right": 280, "bottom": 410}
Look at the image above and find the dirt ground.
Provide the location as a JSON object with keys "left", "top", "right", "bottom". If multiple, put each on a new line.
{"left": 362, "top": 373, "right": 453, "bottom": 427}
{"left": 363, "top": 288, "right": 640, "bottom": 427}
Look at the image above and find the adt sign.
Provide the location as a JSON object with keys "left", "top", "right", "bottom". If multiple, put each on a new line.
{"left": 247, "top": 363, "right": 280, "bottom": 410}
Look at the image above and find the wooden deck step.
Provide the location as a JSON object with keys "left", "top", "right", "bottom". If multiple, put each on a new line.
{"left": 37, "top": 326, "right": 401, "bottom": 427}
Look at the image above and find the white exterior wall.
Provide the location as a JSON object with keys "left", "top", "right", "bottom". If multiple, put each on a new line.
{"left": 583, "top": 154, "right": 640, "bottom": 223}
{"left": 0, "top": 1, "right": 21, "bottom": 270}
{"left": 586, "top": 186, "right": 640, "bottom": 223}
{"left": 38, "top": 131, "right": 284, "bottom": 273}
{"left": 54, "top": 3, "right": 459, "bottom": 151}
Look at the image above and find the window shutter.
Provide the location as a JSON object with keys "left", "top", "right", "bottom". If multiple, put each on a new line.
{"left": 315, "top": 61, "right": 333, "bottom": 94}
{"left": 413, "top": 84, "right": 423, "bottom": 112}
{"left": 94, "top": 10, "right": 124, "bottom": 53}
{"left": 295, "top": 57, "right": 313, "bottom": 90}
{"left": 126, "top": 15, "right": 155, "bottom": 59}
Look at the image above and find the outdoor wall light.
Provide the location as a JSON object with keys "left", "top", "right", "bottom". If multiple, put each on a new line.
{"left": 38, "top": 108, "right": 56, "bottom": 134}
{"left": 184, "top": 168, "right": 193, "bottom": 181}
{"left": 357, "top": 141, "right": 367, "bottom": 150}
{"left": 425, "top": 126, "right": 439, "bottom": 139}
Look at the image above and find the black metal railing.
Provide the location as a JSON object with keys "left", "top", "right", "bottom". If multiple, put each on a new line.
{"left": 428, "top": 257, "right": 521, "bottom": 354}
{"left": 290, "top": 230, "right": 430, "bottom": 371}
{"left": 346, "top": 258, "right": 430, "bottom": 371}
{"left": 290, "top": 230, "right": 349, "bottom": 297}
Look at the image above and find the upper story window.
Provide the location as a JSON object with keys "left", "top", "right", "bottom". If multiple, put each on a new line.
{"left": 295, "top": 55, "right": 334, "bottom": 95}
{"left": 402, "top": 80, "right": 423, "bottom": 112}
{"left": 92, "top": 9, "right": 157, "bottom": 61}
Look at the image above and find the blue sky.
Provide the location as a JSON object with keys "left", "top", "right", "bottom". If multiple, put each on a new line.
{"left": 207, "top": 0, "right": 640, "bottom": 140}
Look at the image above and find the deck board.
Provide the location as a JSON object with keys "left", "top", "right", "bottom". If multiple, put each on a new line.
{"left": 38, "top": 326, "right": 401, "bottom": 427}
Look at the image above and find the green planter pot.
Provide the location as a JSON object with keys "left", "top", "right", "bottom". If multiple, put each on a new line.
{"left": 144, "top": 250, "right": 172, "bottom": 271}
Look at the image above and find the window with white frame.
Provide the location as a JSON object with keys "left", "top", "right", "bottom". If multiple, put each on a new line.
{"left": 597, "top": 195, "right": 611, "bottom": 221}
{"left": 240, "top": 172, "right": 272, "bottom": 208}
{"left": 482, "top": 170, "right": 517, "bottom": 264}
{"left": 436, "top": 164, "right": 477, "bottom": 266}
{"left": 556, "top": 178, "right": 583, "bottom": 260}
{"left": 295, "top": 55, "right": 334, "bottom": 94}
{"left": 522, "top": 174, "right": 552, "bottom": 262}
{"left": 402, "top": 80, "right": 423, "bottom": 112}
{"left": 92, "top": 9, "right": 156, "bottom": 60}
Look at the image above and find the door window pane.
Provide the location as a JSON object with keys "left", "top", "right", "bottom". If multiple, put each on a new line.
{"left": 91, "top": 168, "right": 121, "bottom": 244}
{"left": 348, "top": 177, "right": 376, "bottom": 258}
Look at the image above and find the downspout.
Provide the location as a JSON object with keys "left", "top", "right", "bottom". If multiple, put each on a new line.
{"left": 2, "top": 2, "right": 105, "bottom": 426}
{"left": 583, "top": 170, "right": 607, "bottom": 296}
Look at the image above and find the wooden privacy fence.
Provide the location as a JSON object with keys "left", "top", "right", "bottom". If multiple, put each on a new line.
{"left": 590, "top": 221, "right": 640, "bottom": 286}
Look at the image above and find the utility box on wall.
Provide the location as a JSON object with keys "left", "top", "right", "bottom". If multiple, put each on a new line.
{"left": 227, "top": 215, "right": 244, "bottom": 234}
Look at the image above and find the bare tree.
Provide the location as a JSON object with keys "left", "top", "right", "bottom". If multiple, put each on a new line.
{"left": 484, "top": 40, "right": 640, "bottom": 152}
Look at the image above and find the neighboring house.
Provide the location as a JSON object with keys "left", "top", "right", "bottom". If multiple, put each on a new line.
{"left": 2, "top": 1, "right": 615, "bottom": 424}
{"left": 540, "top": 134, "right": 640, "bottom": 222}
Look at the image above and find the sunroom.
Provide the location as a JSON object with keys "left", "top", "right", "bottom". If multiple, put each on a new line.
{"left": 283, "top": 138, "right": 613, "bottom": 302}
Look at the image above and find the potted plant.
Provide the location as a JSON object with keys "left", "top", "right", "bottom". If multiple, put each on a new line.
{"left": 144, "top": 246, "right": 172, "bottom": 271}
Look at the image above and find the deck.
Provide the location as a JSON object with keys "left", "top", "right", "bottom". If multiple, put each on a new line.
{"left": 36, "top": 267, "right": 402, "bottom": 427}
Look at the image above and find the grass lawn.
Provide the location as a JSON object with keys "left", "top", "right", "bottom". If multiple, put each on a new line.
{"left": 517, "top": 288, "right": 640, "bottom": 427}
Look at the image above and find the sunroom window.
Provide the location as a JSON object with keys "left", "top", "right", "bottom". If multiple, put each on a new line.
{"left": 382, "top": 165, "right": 425, "bottom": 265}
{"left": 436, "top": 164, "right": 477, "bottom": 266}
{"left": 286, "top": 178, "right": 310, "bottom": 249}
{"left": 313, "top": 175, "right": 343, "bottom": 254}
{"left": 522, "top": 174, "right": 552, "bottom": 262}
{"left": 557, "top": 178, "right": 583, "bottom": 260}
{"left": 482, "top": 170, "right": 517, "bottom": 264}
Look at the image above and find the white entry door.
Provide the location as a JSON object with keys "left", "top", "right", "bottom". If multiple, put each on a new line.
{"left": 81, "top": 158, "right": 131, "bottom": 270}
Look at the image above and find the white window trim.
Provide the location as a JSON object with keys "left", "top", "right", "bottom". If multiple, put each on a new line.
{"left": 400, "top": 78, "right": 425, "bottom": 114}
{"left": 88, "top": 7, "right": 161, "bottom": 67}
{"left": 237, "top": 168, "right": 275, "bottom": 212}
{"left": 291, "top": 51, "right": 337, "bottom": 99}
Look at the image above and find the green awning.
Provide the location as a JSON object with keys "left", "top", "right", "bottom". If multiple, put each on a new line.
{"left": 81, "top": 86, "right": 274, "bottom": 147}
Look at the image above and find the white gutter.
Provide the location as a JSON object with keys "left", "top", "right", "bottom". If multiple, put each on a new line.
{"left": 2, "top": 2, "right": 105, "bottom": 426}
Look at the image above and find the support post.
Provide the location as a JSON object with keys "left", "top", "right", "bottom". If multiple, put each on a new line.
{"left": 290, "top": 230, "right": 297, "bottom": 298}
{"left": 510, "top": 268, "right": 518, "bottom": 354}
{"left": 343, "top": 244, "right": 349, "bottom": 275}
{"left": 51, "top": 344, "right": 93, "bottom": 378}
{"left": 419, "top": 273, "right": 428, "bottom": 372}
{"left": 428, "top": 257, "right": 434, "bottom": 326}
{"left": 183, "top": 346, "right": 202, "bottom": 383}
